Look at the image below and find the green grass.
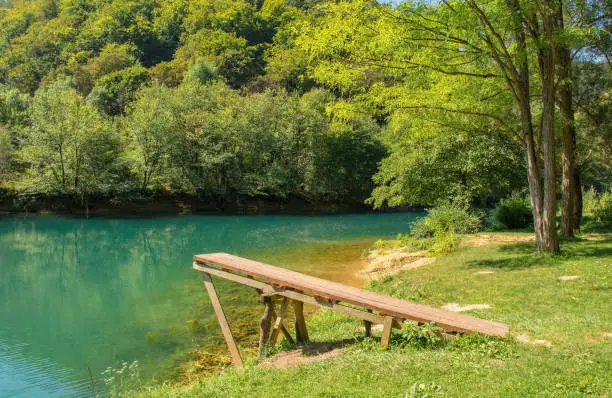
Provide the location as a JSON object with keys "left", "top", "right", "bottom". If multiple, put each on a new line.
{"left": 138, "top": 233, "right": 612, "bottom": 397}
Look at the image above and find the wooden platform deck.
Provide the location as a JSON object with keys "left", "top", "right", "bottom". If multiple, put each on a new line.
{"left": 193, "top": 253, "right": 508, "bottom": 366}
{"left": 195, "top": 253, "right": 508, "bottom": 334}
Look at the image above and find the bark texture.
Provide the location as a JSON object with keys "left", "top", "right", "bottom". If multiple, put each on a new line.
{"left": 557, "top": 4, "right": 581, "bottom": 236}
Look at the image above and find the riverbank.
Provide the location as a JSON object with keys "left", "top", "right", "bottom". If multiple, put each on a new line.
{"left": 0, "top": 190, "right": 425, "bottom": 216}
{"left": 138, "top": 232, "right": 612, "bottom": 397}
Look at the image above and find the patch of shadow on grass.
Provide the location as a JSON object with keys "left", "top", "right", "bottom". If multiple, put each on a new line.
{"left": 465, "top": 238, "right": 612, "bottom": 270}
{"left": 260, "top": 340, "right": 351, "bottom": 369}
{"left": 465, "top": 255, "right": 547, "bottom": 270}
{"left": 300, "top": 339, "right": 357, "bottom": 356}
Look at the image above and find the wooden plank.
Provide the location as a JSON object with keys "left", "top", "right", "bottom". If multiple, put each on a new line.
{"left": 194, "top": 253, "right": 508, "bottom": 337}
{"left": 194, "top": 263, "right": 272, "bottom": 293}
{"left": 201, "top": 273, "right": 243, "bottom": 367}
{"left": 266, "top": 289, "right": 386, "bottom": 324}
{"left": 380, "top": 316, "right": 394, "bottom": 349}
{"left": 195, "top": 263, "right": 385, "bottom": 324}
{"left": 293, "top": 300, "right": 309, "bottom": 343}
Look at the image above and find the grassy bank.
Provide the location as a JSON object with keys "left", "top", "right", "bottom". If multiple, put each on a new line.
{"left": 137, "top": 233, "right": 611, "bottom": 397}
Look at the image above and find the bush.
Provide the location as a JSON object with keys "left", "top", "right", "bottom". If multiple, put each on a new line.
{"left": 430, "top": 231, "right": 460, "bottom": 255}
{"left": 391, "top": 321, "right": 445, "bottom": 349}
{"left": 583, "top": 187, "right": 597, "bottom": 216}
{"left": 583, "top": 186, "right": 612, "bottom": 226}
{"left": 411, "top": 203, "right": 483, "bottom": 238}
{"left": 495, "top": 192, "right": 533, "bottom": 229}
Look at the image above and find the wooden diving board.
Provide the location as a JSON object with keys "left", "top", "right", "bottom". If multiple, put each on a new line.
{"left": 193, "top": 252, "right": 508, "bottom": 366}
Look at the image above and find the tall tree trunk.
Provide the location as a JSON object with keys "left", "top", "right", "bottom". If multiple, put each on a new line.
{"left": 536, "top": 0, "right": 560, "bottom": 253}
{"left": 508, "top": 0, "right": 547, "bottom": 251}
{"left": 573, "top": 166, "right": 582, "bottom": 227}
{"left": 516, "top": 55, "right": 545, "bottom": 249}
{"left": 523, "top": 107, "right": 546, "bottom": 249}
{"left": 559, "top": 67, "right": 579, "bottom": 236}
{"left": 539, "top": 52, "right": 560, "bottom": 252}
{"left": 556, "top": 5, "right": 581, "bottom": 236}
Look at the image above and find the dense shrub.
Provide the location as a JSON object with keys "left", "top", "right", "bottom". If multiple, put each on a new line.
{"left": 495, "top": 192, "right": 533, "bottom": 229}
{"left": 391, "top": 321, "right": 444, "bottom": 349}
{"left": 583, "top": 187, "right": 612, "bottom": 226}
{"left": 410, "top": 203, "right": 483, "bottom": 238}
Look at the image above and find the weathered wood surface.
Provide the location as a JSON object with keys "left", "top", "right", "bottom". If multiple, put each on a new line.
{"left": 364, "top": 309, "right": 373, "bottom": 337}
{"left": 380, "top": 316, "right": 394, "bottom": 349}
{"left": 258, "top": 297, "right": 273, "bottom": 357}
{"left": 292, "top": 300, "right": 309, "bottom": 343}
{"left": 194, "top": 253, "right": 508, "bottom": 337}
{"left": 194, "top": 263, "right": 388, "bottom": 324}
{"left": 270, "top": 298, "right": 291, "bottom": 346}
{"left": 202, "top": 273, "right": 244, "bottom": 367}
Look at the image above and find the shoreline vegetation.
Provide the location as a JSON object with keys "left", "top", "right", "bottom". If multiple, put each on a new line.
{"left": 0, "top": 190, "right": 423, "bottom": 216}
{"left": 128, "top": 230, "right": 612, "bottom": 397}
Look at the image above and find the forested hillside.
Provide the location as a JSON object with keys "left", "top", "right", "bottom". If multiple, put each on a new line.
{"left": 0, "top": 0, "right": 609, "bottom": 220}
{"left": 0, "top": 0, "right": 388, "bottom": 206}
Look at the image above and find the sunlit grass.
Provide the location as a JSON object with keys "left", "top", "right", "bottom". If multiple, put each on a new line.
{"left": 139, "top": 233, "right": 612, "bottom": 397}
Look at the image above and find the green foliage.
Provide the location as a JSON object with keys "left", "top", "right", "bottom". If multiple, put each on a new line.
{"left": 391, "top": 321, "right": 445, "bottom": 349}
{"left": 448, "top": 334, "right": 515, "bottom": 360}
{"left": 184, "top": 58, "right": 220, "bottom": 84}
{"left": 102, "top": 360, "right": 142, "bottom": 397}
{"left": 583, "top": 186, "right": 612, "bottom": 227}
{"left": 369, "top": 129, "right": 527, "bottom": 208}
{"left": 16, "top": 78, "right": 124, "bottom": 195}
{"left": 122, "top": 82, "right": 383, "bottom": 201}
{"left": 373, "top": 235, "right": 433, "bottom": 253}
{"left": 0, "top": 85, "right": 30, "bottom": 125}
{"left": 374, "top": 203, "right": 482, "bottom": 256}
{"left": 407, "top": 382, "right": 442, "bottom": 398}
{"left": 573, "top": 62, "right": 612, "bottom": 190}
{"left": 0, "top": 123, "right": 12, "bottom": 184}
{"left": 0, "top": 0, "right": 608, "bottom": 214}
{"left": 411, "top": 203, "right": 483, "bottom": 239}
{"left": 495, "top": 192, "right": 533, "bottom": 230}
{"left": 88, "top": 65, "right": 148, "bottom": 116}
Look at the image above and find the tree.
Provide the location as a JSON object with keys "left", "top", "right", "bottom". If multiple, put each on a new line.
{"left": 369, "top": 127, "right": 526, "bottom": 207}
{"left": 573, "top": 61, "right": 612, "bottom": 192}
{"left": 0, "top": 123, "right": 12, "bottom": 184}
{"left": 296, "top": 0, "right": 593, "bottom": 253}
{"left": 87, "top": 65, "right": 147, "bottom": 116}
{"left": 17, "top": 78, "right": 122, "bottom": 196}
{"left": 0, "top": 84, "right": 29, "bottom": 126}
{"left": 123, "top": 84, "right": 184, "bottom": 192}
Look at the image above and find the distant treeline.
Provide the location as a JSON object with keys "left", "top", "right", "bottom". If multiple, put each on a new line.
{"left": 0, "top": 0, "right": 390, "bottom": 206}
{"left": 0, "top": 0, "right": 609, "bottom": 213}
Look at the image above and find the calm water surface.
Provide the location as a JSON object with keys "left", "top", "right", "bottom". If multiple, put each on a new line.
{"left": 0, "top": 213, "right": 422, "bottom": 397}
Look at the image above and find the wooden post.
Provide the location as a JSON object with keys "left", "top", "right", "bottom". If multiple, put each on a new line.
{"left": 292, "top": 300, "right": 309, "bottom": 343}
{"left": 258, "top": 296, "right": 273, "bottom": 357}
{"left": 202, "top": 273, "right": 243, "bottom": 367}
{"left": 364, "top": 309, "right": 373, "bottom": 337}
{"left": 270, "top": 298, "right": 290, "bottom": 346}
{"left": 380, "top": 316, "right": 394, "bottom": 349}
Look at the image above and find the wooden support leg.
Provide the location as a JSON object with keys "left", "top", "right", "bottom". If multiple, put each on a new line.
{"left": 292, "top": 300, "right": 309, "bottom": 343}
{"left": 202, "top": 273, "right": 243, "bottom": 367}
{"left": 270, "top": 298, "right": 290, "bottom": 346}
{"left": 258, "top": 297, "right": 273, "bottom": 357}
{"left": 380, "top": 316, "right": 394, "bottom": 349}
{"left": 364, "top": 309, "right": 373, "bottom": 337}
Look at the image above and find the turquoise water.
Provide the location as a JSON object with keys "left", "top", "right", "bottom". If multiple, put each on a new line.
{"left": 0, "top": 213, "right": 422, "bottom": 397}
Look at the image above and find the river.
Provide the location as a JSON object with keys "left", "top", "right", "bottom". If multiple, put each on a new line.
{"left": 0, "top": 212, "right": 422, "bottom": 397}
